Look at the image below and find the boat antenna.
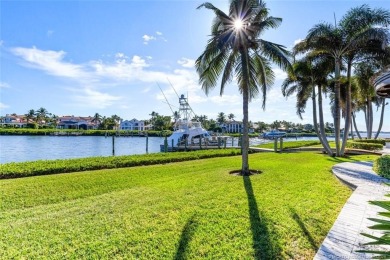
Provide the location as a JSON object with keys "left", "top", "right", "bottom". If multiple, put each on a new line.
{"left": 167, "top": 78, "right": 198, "bottom": 118}
{"left": 156, "top": 82, "right": 175, "bottom": 115}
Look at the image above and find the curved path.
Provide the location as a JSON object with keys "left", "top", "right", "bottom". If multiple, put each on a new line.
{"left": 315, "top": 160, "right": 390, "bottom": 259}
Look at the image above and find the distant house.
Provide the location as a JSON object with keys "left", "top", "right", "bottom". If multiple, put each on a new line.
{"left": 119, "top": 119, "right": 145, "bottom": 131}
{"left": 57, "top": 116, "right": 98, "bottom": 130}
{"left": 0, "top": 114, "right": 28, "bottom": 127}
{"left": 220, "top": 120, "right": 255, "bottom": 133}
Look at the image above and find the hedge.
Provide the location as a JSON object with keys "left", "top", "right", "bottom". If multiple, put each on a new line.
{"left": 374, "top": 155, "right": 390, "bottom": 179}
{"left": 353, "top": 139, "right": 386, "bottom": 146}
{"left": 0, "top": 149, "right": 242, "bottom": 179}
{"left": 345, "top": 141, "right": 383, "bottom": 151}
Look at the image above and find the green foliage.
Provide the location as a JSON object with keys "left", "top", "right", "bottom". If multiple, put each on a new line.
{"left": 358, "top": 195, "right": 390, "bottom": 258}
{"left": 0, "top": 153, "right": 376, "bottom": 259}
{"left": 0, "top": 149, "right": 242, "bottom": 179}
{"left": 346, "top": 141, "right": 383, "bottom": 151}
{"left": 374, "top": 155, "right": 390, "bottom": 178}
{"left": 353, "top": 139, "right": 386, "bottom": 146}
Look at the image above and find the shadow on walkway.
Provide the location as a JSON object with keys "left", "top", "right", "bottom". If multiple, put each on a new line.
{"left": 174, "top": 214, "right": 198, "bottom": 260}
{"left": 243, "top": 176, "right": 280, "bottom": 259}
{"left": 289, "top": 208, "right": 318, "bottom": 251}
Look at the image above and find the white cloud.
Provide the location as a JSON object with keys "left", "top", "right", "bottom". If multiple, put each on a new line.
{"left": 273, "top": 67, "right": 287, "bottom": 81}
{"left": 142, "top": 34, "right": 156, "bottom": 44}
{"left": 294, "top": 38, "right": 303, "bottom": 45}
{"left": 210, "top": 94, "right": 241, "bottom": 106}
{"left": 9, "top": 46, "right": 204, "bottom": 109}
{"left": 178, "top": 58, "right": 195, "bottom": 68}
{"left": 156, "top": 31, "right": 163, "bottom": 36}
{"left": 70, "top": 87, "right": 122, "bottom": 109}
{"left": 0, "top": 82, "right": 10, "bottom": 88}
{"left": 146, "top": 56, "right": 152, "bottom": 60}
{"left": 11, "top": 47, "right": 89, "bottom": 80}
{"left": 0, "top": 102, "right": 9, "bottom": 109}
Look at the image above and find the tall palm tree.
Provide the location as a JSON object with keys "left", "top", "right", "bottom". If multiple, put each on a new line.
{"left": 196, "top": 0, "right": 291, "bottom": 175}
{"left": 300, "top": 5, "right": 389, "bottom": 156}
{"left": 282, "top": 57, "right": 333, "bottom": 155}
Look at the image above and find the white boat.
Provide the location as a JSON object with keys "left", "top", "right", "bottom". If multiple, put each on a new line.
{"left": 261, "top": 130, "right": 286, "bottom": 139}
{"left": 160, "top": 94, "right": 211, "bottom": 151}
{"left": 374, "top": 70, "right": 390, "bottom": 98}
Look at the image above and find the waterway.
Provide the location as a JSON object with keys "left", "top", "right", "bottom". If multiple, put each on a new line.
{"left": 0, "top": 133, "right": 389, "bottom": 164}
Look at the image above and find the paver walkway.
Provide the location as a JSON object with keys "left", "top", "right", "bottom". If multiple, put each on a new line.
{"left": 315, "top": 159, "right": 390, "bottom": 259}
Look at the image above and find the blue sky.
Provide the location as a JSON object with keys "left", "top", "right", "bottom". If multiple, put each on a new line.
{"left": 1, "top": 0, "right": 389, "bottom": 131}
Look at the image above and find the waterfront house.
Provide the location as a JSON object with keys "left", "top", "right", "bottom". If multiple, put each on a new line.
{"left": 57, "top": 116, "right": 98, "bottom": 130}
{"left": 220, "top": 120, "right": 255, "bottom": 133}
{"left": 119, "top": 119, "right": 145, "bottom": 131}
{"left": 0, "top": 114, "right": 28, "bottom": 128}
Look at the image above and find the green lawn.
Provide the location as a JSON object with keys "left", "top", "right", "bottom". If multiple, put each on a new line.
{"left": 0, "top": 152, "right": 377, "bottom": 259}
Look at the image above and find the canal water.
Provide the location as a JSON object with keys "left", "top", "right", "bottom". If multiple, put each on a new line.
{"left": 1, "top": 133, "right": 388, "bottom": 164}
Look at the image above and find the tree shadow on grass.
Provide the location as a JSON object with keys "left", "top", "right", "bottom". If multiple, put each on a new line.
{"left": 289, "top": 208, "right": 318, "bottom": 251}
{"left": 243, "top": 176, "right": 281, "bottom": 259}
{"left": 174, "top": 215, "right": 198, "bottom": 260}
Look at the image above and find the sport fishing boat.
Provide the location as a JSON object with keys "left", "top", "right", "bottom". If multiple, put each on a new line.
{"left": 160, "top": 94, "right": 212, "bottom": 151}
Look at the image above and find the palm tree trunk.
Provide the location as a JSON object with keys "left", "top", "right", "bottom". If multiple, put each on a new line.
{"left": 312, "top": 88, "right": 321, "bottom": 139}
{"left": 340, "top": 62, "right": 352, "bottom": 155}
{"left": 352, "top": 112, "right": 362, "bottom": 139}
{"left": 318, "top": 85, "right": 333, "bottom": 155}
{"left": 374, "top": 99, "right": 386, "bottom": 139}
{"left": 334, "top": 58, "right": 342, "bottom": 156}
{"left": 240, "top": 50, "right": 250, "bottom": 175}
{"left": 350, "top": 116, "right": 354, "bottom": 140}
{"left": 368, "top": 96, "right": 373, "bottom": 139}
{"left": 363, "top": 106, "right": 369, "bottom": 134}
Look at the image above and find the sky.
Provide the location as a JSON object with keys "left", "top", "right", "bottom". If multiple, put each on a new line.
{"left": 0, "top": 0, "right": 389, "bottom": 131}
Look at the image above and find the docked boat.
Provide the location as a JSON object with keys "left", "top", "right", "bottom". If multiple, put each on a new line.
{"left": 160, "top": 94, "right": 212, "bottom": 151}
{"left": 374, "top": 70, "right": 390, "bottom": 98}
{"left": 261, "top": 130, "right": 286, "bottom": 139}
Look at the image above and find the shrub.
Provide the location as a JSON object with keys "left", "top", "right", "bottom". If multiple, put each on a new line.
{"left": 374, "top": 155, "right": 390, "bottom": 178}
{"left": 358, "top": 198, "right": 390, "bottom": 258}
{"left": 346, "top": 141, "right": 383, "bottom": 151}
{"left": 353, "top": 139, "right": 386, "bottom": 146}
{"left": 0, "top": 149, "right": 242, "bottom": 179}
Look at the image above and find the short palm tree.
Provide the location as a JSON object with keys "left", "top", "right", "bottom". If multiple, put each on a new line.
{"left": 196, "top": 0, "right": 291, "bottom": 175}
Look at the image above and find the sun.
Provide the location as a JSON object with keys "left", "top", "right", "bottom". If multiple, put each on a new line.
{"left": 234, "top": 19, "right": 243, "bottom": 30}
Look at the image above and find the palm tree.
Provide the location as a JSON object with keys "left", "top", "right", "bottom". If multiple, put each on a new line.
{"left": 282, "top": 57, "right": 333, "bottom": 155}
{"left": 300, "top": 5, "right": 389, "bottom": 156}
{"left": 92, "top": 113, "right": 102, "bottom": 128}
{"left": 35, "top": 107, "right": 49, "bottom": 126}
{"left": 196, "top": 0, "right": 291, "bottom": 175}
{"left": 216, "top": 112, "right": 226, "bottom": 125}
{"left": 25, "top": 109, "right": 36, "bottom": 123}
{"left": 228, "top": 113, "right": 235, "bottom": 121}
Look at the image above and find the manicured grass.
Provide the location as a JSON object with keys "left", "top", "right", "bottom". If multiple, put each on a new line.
{"left": 255, "top": 140, "right": 322, "bottom": 149}
{"left": 0, "top": 152, "right": 378, "bottom": 259}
